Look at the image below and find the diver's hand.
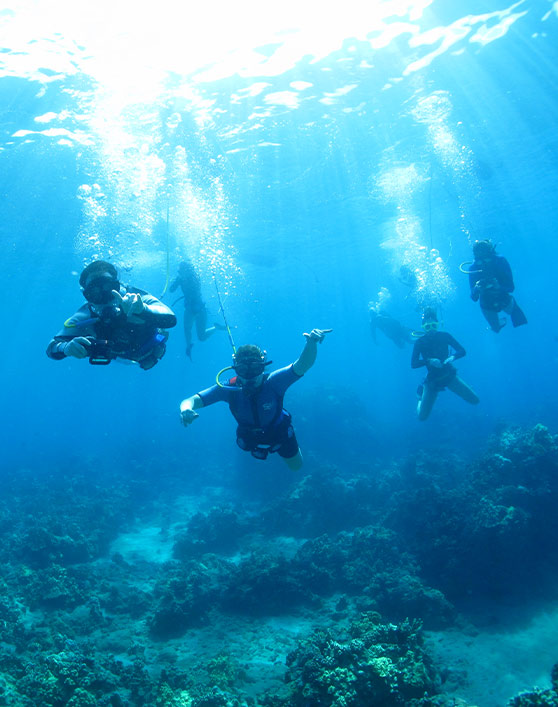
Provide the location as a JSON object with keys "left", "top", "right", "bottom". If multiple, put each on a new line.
{"left": 112, "top": 290, "right": 145, "bottom": 317}
{"left": 63, "top": 337, "right": 91, "bottom": 359}
{"left": 303, "top": 328, "right": 332, "bottom": 343}
{"left": 478, "top": 277, "right": 498, "bottom": 291}
{"left": 427, "top": 358, "right": 443, "bottom": 368}
{"left": 180, "top": 408, "right": 199, "bottom": 427}
{"left": 444, "top": 356, "right": 455, "bottom": 365}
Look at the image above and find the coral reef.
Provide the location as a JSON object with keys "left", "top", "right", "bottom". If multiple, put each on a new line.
{"left": 384, "top": 424, "right": 558, "bottom": 601}
{"left": 173, "top": 507, "right": 253, "bottom": 559}
{"left": 282, "top": 613, "right": 440, "bottom": 706}
{"left": 149, "top": 559, "right": 223, "bottom": 638}
{"left": 1, "top": 424, "right": 557, "bottom": 705}
{"left": 508, "top": 663, "right": 558, "bottom": 705}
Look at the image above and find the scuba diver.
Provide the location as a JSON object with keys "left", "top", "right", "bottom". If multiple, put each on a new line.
{"left": 169, "top": 259, "right": 225, "bottom": 360}
{"left": 368, "top": 286, "right": 412, "bottom": 348}
{"left": 411, "top": 308, "right": 479, "bottom": 421}
{"left": 369, "top": 305, "right": 412, "bottom": 348}
{"left": 464, "top": 239, "right": 527, "bottom": 333}
{"left": 179, "top": 328, "right": 332, "bottom": 470}
{"left": 46, "top": 260, "right": 177, "bottom": 370}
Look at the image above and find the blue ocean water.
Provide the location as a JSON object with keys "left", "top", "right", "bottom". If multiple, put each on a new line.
{"left": 2, "top": 2, "right": 558, "bottom": 705}
{"left": 2, "top": 0, "right": 557, "bottom": 473}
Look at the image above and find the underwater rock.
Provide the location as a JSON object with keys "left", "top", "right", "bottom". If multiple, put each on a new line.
{"left": 508, "top": 691, "right": 558, "bottom": 706}
{"left": 148, "top": 559, "right": 225, "bottom": 639}
{"left": 260, "top": 465, "right": 382, "bottom": 538}
{"left": 206, "top": 653, "right": 247, "bottom": 690}
{"left": 505, "top": 662, "right": 558, "bottom": 705}
{"left": 173, "top": 506, "right": 253, "bottom": 559}
{"left": 282, "top": 612, "right": 440, "bottom": 706}
{"left": 384, "top": 424, "right": 558, "bottom": 601}
{"left": 14, "top": 640, "right": 125, "bottom": 707}
{"left": 20, "top": 563, "right": 87, "bottom": 609}
{"left": 1, "top": 423, "right": 558, "bottom": 706}
{"left": 17, "top": 525, "right": 92, "bottom": 567}
{"left": 293, "top": 527, "right": 455, "bottom": 628}
{"left": 2, "top": 466, "right": 140, "bottom": 583}
{"left": 221, "top": 550, "right": 314, "bottom": 615}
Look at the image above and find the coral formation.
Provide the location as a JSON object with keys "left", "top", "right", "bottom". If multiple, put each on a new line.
{"left": 508, "top": 662, "right": 558, "bottom": 705}
{"left": 0, "top": 424, "right": 557, "bottom": 705}
{"left": 283, "top": 613, "right": 439, "bottom": 705}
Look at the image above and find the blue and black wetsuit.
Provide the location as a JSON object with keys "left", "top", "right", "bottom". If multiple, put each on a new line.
{"left": 411, "top": 331, "right": 466, "bottom": 390}
{"left": 198, "top": 365, "right": 302, "bottom": 459}
{"left": 46, "top": 286, "right": 177, "bottom": 369}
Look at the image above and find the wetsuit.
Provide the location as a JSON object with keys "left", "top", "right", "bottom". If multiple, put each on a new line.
{"left": 469, "top": 255, "right": 527, "bottom": 328}
{"left": 411, "top": 331, "right": 465, "bottom": 390}
{"left": 170, "top": 271, "right": 205, "bottom": 314}
{"left": 170, "top": 267, "right": 220, "bottom": 359}
{"left": 411, "top": 330, "right": 478, "bottom": 420}
{"left": 469, "top": 255, "right": 514, "bottom": 309}
{"left": 198, "top": 365, "right": 302, "bottom": 459}
{"left": 46, "top": 286, "right": 176, "bottom": 369}
{"left": 370, "top": 312, "right": 411, "bottom": 348}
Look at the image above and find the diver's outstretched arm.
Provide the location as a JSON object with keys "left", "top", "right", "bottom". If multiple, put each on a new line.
{"left": 179, "top": 394, "right": 204, "bottom": 426}
{"left": 293, "top": 328, "right": 332, "bottom": 376}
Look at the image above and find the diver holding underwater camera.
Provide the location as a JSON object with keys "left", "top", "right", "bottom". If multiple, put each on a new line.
{"left": 46, "top": 260, "right": 177, "bottom": 370}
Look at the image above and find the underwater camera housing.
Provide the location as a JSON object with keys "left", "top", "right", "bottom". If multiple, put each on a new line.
{"left": 88, "top": 339, "right": 115, "bottom": 365}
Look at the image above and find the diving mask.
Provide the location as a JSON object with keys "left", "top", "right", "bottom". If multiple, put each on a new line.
{"left": 233, "top": 348, "right": 272, "bottom": 379}
{"left": 422, "top": 320, "right": 440, "bottom": 332}
{"left": 83, "top": 275, "right": 120, "bottom": 305}
{"left": 234, "top": 360, "right": 266, "bottom": 379}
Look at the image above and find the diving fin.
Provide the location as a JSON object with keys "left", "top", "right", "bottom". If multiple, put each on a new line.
{"left": 511, "top": 301, "right": 528, "bottom": 327}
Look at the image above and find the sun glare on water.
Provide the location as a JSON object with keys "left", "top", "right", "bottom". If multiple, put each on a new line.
{"left": 0, "top": 0, "right": 534, "bottom": 282}
{"left": 2, "top": 0, "right": 437, "bottom": 96}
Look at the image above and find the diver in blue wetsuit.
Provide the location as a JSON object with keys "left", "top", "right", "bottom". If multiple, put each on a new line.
{"left": 46, "top": 260, "right": 177, "bottom": 370}
{"left": 411, "top": 308, "right": 479, "bottom": 421}
{"left": 467, "top": 240, "right": 527, "bottom": 333}
{"left": 179, "top": 328, "right": 332, "bottom": 470}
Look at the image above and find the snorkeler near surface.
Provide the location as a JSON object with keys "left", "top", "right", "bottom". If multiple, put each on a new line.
{"left": 179, "top": 328, "right": 332, "bottom": 470}
{"left": 411, "top": 308, "right": 479, "bottom": 421}
{"left": 463, "top": 239, "right": 527, "bottom": 333}
{"left": 46, "top": 260, "right": 176, "bottom": 370}
{"left": 169, "top": 259, "right": 225, "bottom": 360}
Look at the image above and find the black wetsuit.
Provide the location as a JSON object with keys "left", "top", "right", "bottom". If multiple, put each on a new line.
{"left": 411, "top": 331, "right": 466, "bottom": 389}
{"left": 46, "top": 286, "right": 176, "bottom": 369}
{"left": 170, "top": 271, "right": 205, "bottom": 313}
{"left": 469, "top": 254, "right": 527, "bottom": 326}
{"left": 370, "top": 312, "right": 411, "bottom": 348}
{"left": 469, "top": 255, "right": 514, "bottom": 309}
